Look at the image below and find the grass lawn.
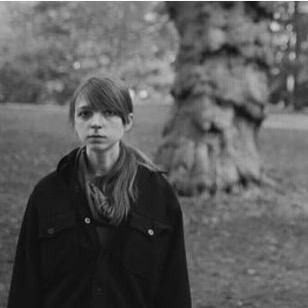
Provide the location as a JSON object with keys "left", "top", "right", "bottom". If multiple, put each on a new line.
{"left": 1, "top": 104, "right": 308, "bottom": 308}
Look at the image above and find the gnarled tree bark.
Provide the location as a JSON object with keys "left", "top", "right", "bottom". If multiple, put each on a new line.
{"left": 155, "top": 2, "right": 274, "bottom": 196}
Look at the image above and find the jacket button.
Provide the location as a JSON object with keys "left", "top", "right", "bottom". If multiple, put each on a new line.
{"left": 85, "top": 217, "right": 91, "bottom": 224}
{"left": 47, "top": 228, "right": 55, "bottom": 235}
{"left": 148, "top": 229, "right": 154, "bottom": 236}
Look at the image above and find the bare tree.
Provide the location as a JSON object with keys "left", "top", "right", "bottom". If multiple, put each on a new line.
{"left": 156, "top": 2, "right": 274, "bottom": 196}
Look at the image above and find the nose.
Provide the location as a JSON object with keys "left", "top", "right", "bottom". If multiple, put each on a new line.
{"left": 90, "top": 112, "right": 104, "bottom": 129}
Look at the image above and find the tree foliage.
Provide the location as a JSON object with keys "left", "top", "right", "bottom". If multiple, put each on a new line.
{"left": 0, "top": 2, "right": 176, "bottom": 104}
{"left": 270, "top": 2, "right": 308, "bottom": 110}
{"left": 1, "top": 1, "right": 308, "bottom": 110}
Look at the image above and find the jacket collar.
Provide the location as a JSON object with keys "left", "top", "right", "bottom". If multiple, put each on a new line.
{"left": 56, "top": 147, "right": 81, "bottom": 184}
{"left": 56, "top": 146, "right": 165, "bottom": 188}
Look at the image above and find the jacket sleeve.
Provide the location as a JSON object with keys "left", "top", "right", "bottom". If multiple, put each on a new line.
{"left": 8, "top": 192, "right": 42, "bottom": 308}
{"left": 154, "top": 185, "right": 192, "bottom": 308}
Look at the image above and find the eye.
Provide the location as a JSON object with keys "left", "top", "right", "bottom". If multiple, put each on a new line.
{"left": 103, "top": 110, "right": 117, "bottom": 117}
{"left": 77, "top": 109, "right": 92, "bottom": 119}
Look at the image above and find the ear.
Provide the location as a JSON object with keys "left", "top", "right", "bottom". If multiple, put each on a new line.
{"left": 124, "top": 113, "right": 134, "bottom": 132}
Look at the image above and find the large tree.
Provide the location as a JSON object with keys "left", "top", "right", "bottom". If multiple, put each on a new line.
{"left": 155, "top": 2, "right": 274, "bottom": 196}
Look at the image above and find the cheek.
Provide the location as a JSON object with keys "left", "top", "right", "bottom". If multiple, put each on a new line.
{"left": 111, "top": 123, "right": 125, "bottom": 136}
{"left": 74, "top": 123, "right": 86, "bottom": 138}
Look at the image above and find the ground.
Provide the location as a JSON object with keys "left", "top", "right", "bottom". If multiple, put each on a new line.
{"left": 1, "top": 103, "right": 308, "bottom": 308}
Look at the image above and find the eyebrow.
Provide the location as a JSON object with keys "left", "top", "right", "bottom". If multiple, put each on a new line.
{"left": 76, "top": 105, "right": 92, "bottom": 111}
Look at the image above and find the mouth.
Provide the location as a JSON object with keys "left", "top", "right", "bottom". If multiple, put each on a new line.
{"left": 87, "top": 135, "right": 106, "bottom": 140}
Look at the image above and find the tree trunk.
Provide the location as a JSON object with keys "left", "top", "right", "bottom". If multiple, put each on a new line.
{"left": 155, "top": 2, "right": 274, "bottom": 196}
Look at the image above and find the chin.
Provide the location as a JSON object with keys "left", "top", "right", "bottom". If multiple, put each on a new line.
{"left": 86, "top": 139, "right": 120, "bottom": 153}
{"left": 87, "top": 144, "right": 108, "bottom": 152}
{"left": 87, "top": 142, "right": 115, "bottom": 153}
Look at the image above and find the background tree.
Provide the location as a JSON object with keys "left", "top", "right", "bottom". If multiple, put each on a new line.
{"left": 270, "top": 2, "right": 308, "bottom": 110}
{"left": 0, "top": 2, "right": 176, "bottom": 104}
{"left": 155, "top": 2, "right": 274, "bottom": 196}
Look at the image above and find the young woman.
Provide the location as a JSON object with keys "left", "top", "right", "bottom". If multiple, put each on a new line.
{"left": 8, "top": 74, "right": 191, "bottom": 308}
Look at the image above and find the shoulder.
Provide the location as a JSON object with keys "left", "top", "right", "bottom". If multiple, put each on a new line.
{"left": 135, "top": 165, "right": 181, "bottom": 215}
{"left": 137, "top": 164, "right": 173, "bottom": 193}
{"left": 32, "top": 147, "right": 76, "bottom": 198}
{"left": 29, "top": 170, "right": 72, "bottom": 214}
{"left": 134, "top": 165, "right": 185, "bottom": 234}
{"left": 24, "top": 149, "right": 78, "bottom": 217}
{"left": 22, "top": 171, "right": 59, "bottom": 216}
{"left": 32, "top": 170, "right": 63, "bottom": 198}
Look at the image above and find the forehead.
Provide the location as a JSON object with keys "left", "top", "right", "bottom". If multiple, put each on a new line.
{"left": 75, "top": 97, "right": 90, "bottom": 110}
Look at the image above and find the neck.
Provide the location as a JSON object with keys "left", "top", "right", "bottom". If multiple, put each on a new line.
{"left": 85, "top": 143, "right": 121, "bottom": 177}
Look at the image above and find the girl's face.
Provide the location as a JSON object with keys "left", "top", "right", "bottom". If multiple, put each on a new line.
{"left": 74, "top": 97, "right": 133, "bottom": 153}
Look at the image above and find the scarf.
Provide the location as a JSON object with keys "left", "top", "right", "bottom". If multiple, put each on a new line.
{"left": 76, "top": 147, "right": 115, "bottom": 223}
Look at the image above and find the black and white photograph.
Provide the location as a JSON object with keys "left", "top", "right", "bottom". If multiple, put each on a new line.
{"left": 1, "top": 2, "right": 308, "bottom": 308}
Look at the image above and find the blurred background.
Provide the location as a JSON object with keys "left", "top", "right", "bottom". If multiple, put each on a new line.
{"left": 2, "top": 2, "right": 308, "bottom": 308}
{"left": 0, "top": 1, "right": 308, "bottom": 110}
{"left": 0, "top": 2, "right": 177, "bottom": 105}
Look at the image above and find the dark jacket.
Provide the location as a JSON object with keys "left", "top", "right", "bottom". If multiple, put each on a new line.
{"left": 8, "top": 148, "right": 192, "bottom": 308}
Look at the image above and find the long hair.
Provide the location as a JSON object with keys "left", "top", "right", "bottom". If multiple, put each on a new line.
{"left": 69, "top": 74, "right": 159, "bottom": 225}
